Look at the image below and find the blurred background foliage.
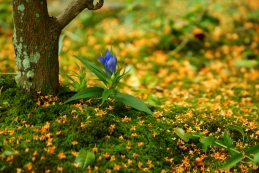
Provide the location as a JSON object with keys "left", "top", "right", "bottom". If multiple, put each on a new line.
{"left": 0, "top": 0, "right": 259, "bottom": 99}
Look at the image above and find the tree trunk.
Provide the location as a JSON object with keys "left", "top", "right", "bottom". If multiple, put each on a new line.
{"left": 13, "top": 0, "right": 61, "bottom": 96}
{"left": 12, "top": 0, "right": 104, "bottom": 96}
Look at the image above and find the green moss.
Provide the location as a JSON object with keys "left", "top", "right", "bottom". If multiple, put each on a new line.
{"left": 13, "top": 27, "right": 23, "bottom": 69}
{"left": 17, "top": 4, "right": 25, "bottom": 21}
{"left": 1, "top": 72, "right": 259, "bottom": 172}
{"left": 14, "top": 72, "right": 21, "bottom": 86}
{"left": 22, "top": 57, "right": 30, "bottom": 70}
{"left": 23, "top": 81, "right": 32, "bottom": 89}
{"left": 16, "top": 58, "right": 22, "bottom": 69}
{"left": 30, "top": 52, "right": 40, "bottom": 63}
{"left": 17, "top": 4, "right": 25, "bottom": 12}
{"left": 17, "top": 43, "right": 22, "bottom": 54}
{"left": 26, "top": 70, "right": 34, "bottom": 78}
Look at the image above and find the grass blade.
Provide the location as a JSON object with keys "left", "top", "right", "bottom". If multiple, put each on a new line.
{"left": 254, "top": 152, "right": 259, "bottom": 165}
{"left": 75, "top": 56, "right": 108, "bottom": 85}
{"left": 101, "top": 88, "right": 113, "bottom": 104}
{"left": 200, "top": 137, "right": 215, "bottom": 152}
{"left": 174, "top": 128, "right": 189, "bottom": 142}
{"left": 226, "top": 124, "right": 246, "bottom": 142}
{"left": 221, "top": 153, "right": 243, "bottom": 169}
{"left": 64, "top": 87, "right": 104, "bottom": 104}
{"left": 115, "top": 92, "right": 153, "bottom": 115}
{"left": 246, "top": 145, "right": 259, "bottom": 155}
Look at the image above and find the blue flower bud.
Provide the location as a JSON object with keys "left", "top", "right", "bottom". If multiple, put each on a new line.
{"left": 98, "top": 49, "right": 117, "bottom": 76}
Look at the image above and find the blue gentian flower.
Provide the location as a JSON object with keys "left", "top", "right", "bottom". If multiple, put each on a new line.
{"left": 98, "top": 49, "right": 117, "bottom": 76}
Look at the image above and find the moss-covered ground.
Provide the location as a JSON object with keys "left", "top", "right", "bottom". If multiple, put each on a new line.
{"left": 1, "top": 70, "right": 259, "bottom": 172}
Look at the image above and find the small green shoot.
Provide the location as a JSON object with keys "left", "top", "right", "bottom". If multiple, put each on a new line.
{"left": 75, "top": 149, "right": 95, "bottom": 170}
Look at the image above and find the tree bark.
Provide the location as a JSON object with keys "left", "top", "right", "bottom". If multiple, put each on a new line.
{"left": 57, "top": 0, "right": 104, "bottom": 30}
{"left": 13, "top": 0, "right": 61, "bottom": 95}
{"left": 12, "top": 0, "right": 104, "bottom": 96}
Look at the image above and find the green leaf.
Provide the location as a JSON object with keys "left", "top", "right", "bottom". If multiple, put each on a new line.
{"left": 184, "top": 133, "right": 193, "bottom": 139}
{"left": 58, "top": 35, "right": 65, "bottom": 55}
{"left": 0, "top": 165, "right": 6, "bottom": 171}
{"left": 174, "top": 128, "right": 189, "bottom": 142}
{"left": 116, "top": 68, "right": 131, "bottom": 81}
{"left": 75, "top": 62, "right": 81, "bottom": 71}
{"left": 254, "top": 152, "right": 259, "bottom": 165}
{"left": 75, "top": 149, "right": 95, "bottom": 170}
{"left": 101, "top": 88, "right": 113, "bottom": 104}
{"left": 200, "top": 137, "right": 215, "bottom": 145}
{"left": 3, "top": 145, "right": 13, "bottom": 151}
{"left": 64, "top": 87, "right": 104, "bottom": 104}
{"left": 1, "top": 145, "right": 14, "bottom": 157}
{"left": 246, "top": 145, "right": 259, "bottom": 155}
{"left": 66, "top": 75, "right": 77, "bottom": 84}
{"left": 221, "top": 153, "right": 243, "bottom": 169}
{"left": 223, "top": 131, "right": 235, "bottom": 156}
{"left": 75, "top": 56, "right": 108, "bottom": 85}
{"left": 202, "top": 143, "right": 208, "bottom": 153}
{"left": 190, "top": 132, "right": 202, "bottom": 138}
{"left": 223, "top": 131, "right": 234, "bottom": 148}
{"left": 200, "top": 137, "right": 215, "bottom": 152}
{"left": 70, "top": 70, "right": 80, "bottom": 77}
{"left": 234, "top": 59, "right": 258, "bottom": 68}
{"left": 0, "top": 78, "right": 4, "bottom": 81}
{"left": 79, "top": 80, "right": 87, "bottom": 91}
{"left": 115, "top": 92, "right": 153, "bottom": 115}
{"left": 110, "top": 68, "right": 131, "bottom": 88}
{"left": 226, "top": 124, "right": 245, "bottom": 142}
{"left": 1, "top": 150, "right": 13, "bottom": 157}
{"left": 215, "top": 140, "right": 227, "bottom": 148}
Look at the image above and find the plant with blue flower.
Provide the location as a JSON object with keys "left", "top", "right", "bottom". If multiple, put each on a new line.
{"left": 97, "top": 49, "right": 125, "bottom": 90}
{"left": 64, "top": 48, "right": 153, "bottom": 115}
